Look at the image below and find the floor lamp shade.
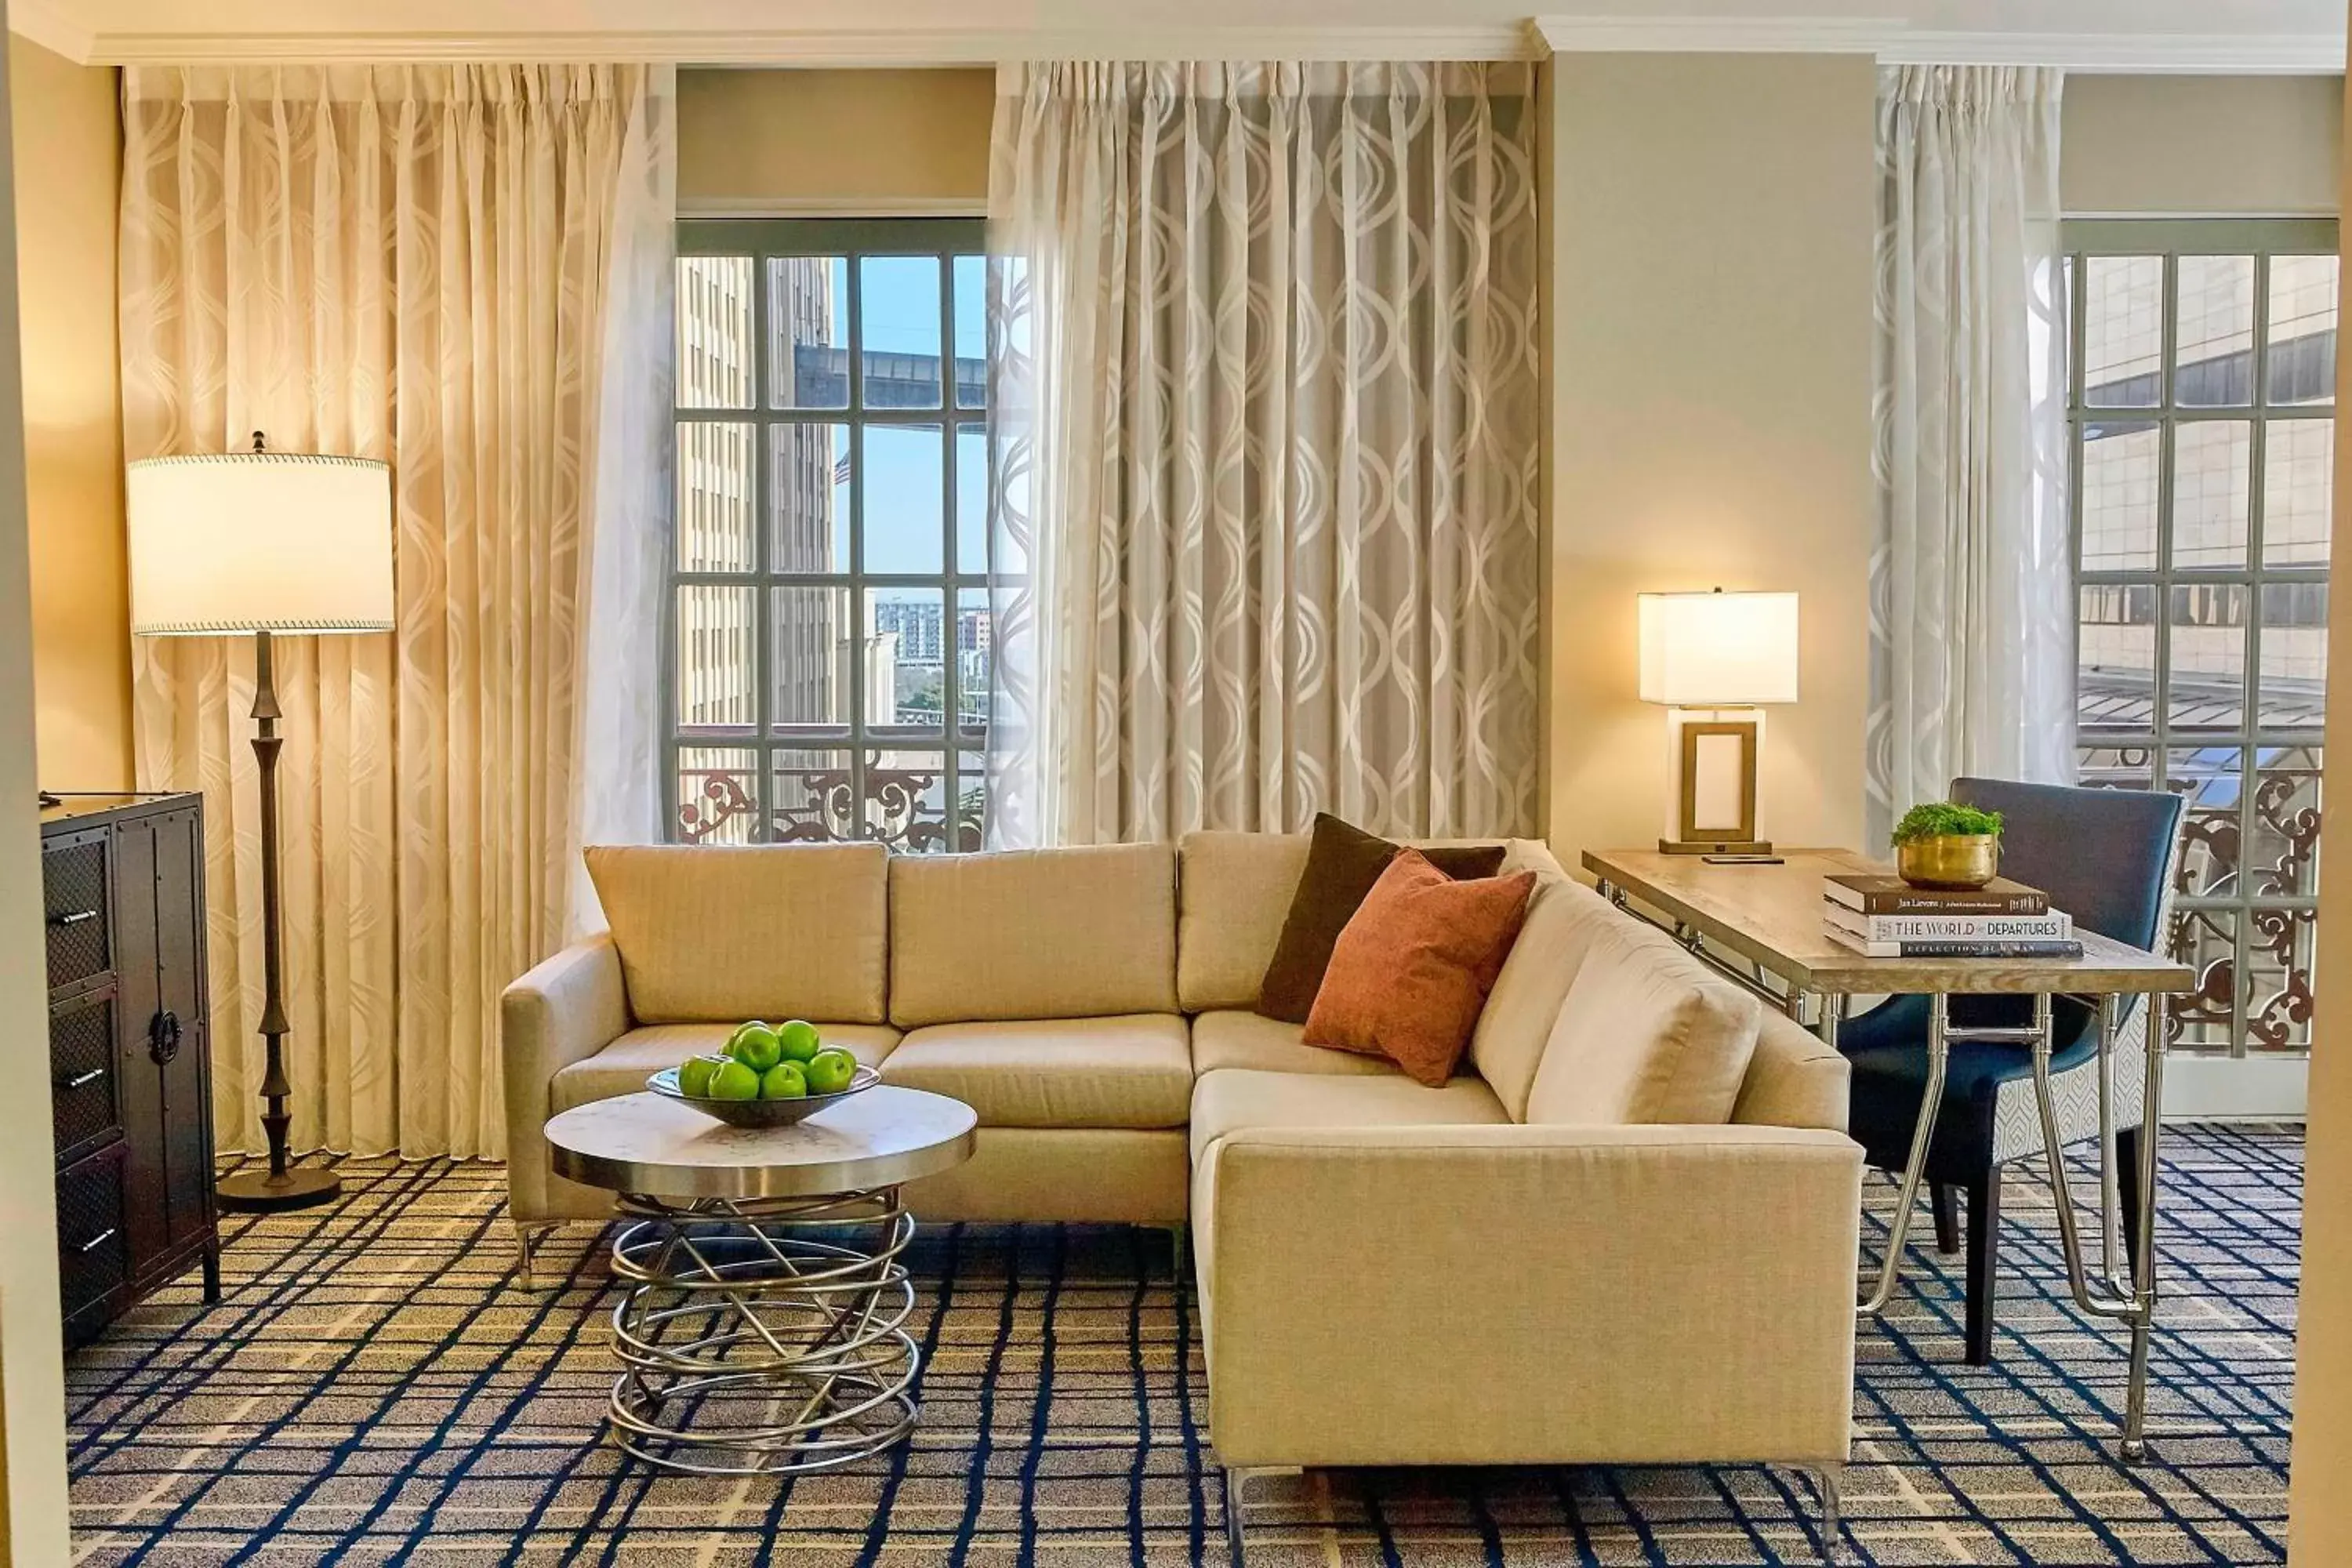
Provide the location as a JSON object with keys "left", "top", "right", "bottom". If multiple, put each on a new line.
{"left": 1637, "top": 590, "right": 1799, "bottom": 854}
{"left": 125, "top": 445, "right": 394, "bottom": 1214}
{"left": 127, "top": 452, "right": 394, "bottom": 635}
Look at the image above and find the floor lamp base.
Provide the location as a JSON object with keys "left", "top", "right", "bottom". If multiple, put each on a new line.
{"left": 217, "top": 1166, "right": 342, "bottom": 1214}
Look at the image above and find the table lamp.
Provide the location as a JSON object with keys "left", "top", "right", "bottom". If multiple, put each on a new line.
{"left": 127, "top": 434, "right": 394, "bottom": 1212}
{"left": 1637, "top": 587, "right": 1798, "bottom": 855}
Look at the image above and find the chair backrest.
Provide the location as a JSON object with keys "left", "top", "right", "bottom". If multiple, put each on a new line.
{"left": 1951, "top": 777, "right": 2184, "bottom": 949}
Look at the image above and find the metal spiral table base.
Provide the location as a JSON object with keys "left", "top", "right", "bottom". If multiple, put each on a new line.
{"left": 604, "top": 1186, "right": 920, "bottom": 1475}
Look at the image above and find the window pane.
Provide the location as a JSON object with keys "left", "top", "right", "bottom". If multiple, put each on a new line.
{"left": 2084, "top": 256, "right": 2163, "bottom": 408}
{"left": 2165, "top": 907, "right": 2239, "bottom": 1054}
{"left": 954, "top": 254, "right": 987, "bottom": 409}
{"left": 677, "top": 256, "right": 754, "bottom": 410}
{"left": 2257, "top": 582, "right": 2328, "bottom": 731}
{"left": 866, "top": 587, "right": 946, "bottom": 731}
{"left": 770, "top": 422, "right": 850, "bottom": 572}
{"left": 677, "top": 746, "right": 760, "bottom": 844}
{"left": 956, "top": 585, "right": 992, "bottom": 736}
{"left": 863, "top": 424, "right": 946, "bottom": 573}
{"left": 2245, "top": 906, "right": 2317, "bottom": 1051}
{"left": 771, "top": 748, "right": 854, "bottom": 843}
{"left": 2174, "top": 256, "right": 2255, "bottom": 408}
{"left": 768, "top": 256, "right": 848, "bottom": 410}
{"left": 956, "top": 425, "right": 989, "bottom": 575}
{"left": 2078, "top": 745, "right": 2154, "bottom": 790}
{"left": 2248, "top": 743, "right": 2322, "bottom": 898}
{"left": 2169, "top": 581, "right": 2249, "bottom": 731}
{"left": 956, "top": 747, "right": 989, "bottom": 851}
{"left": 2264, "top": 418, "right": 2334, "bottom": 566}
{"left": 2267, "top": 253, "right": 2338, "bottom": 406}
{"left": 864, "top": 747, "right": 953, "bottom": 850}
{"left": 675, "top": 421, "right": 753, "bottom": 572}
{"left": 675, "top": 585, "right": 757, "bottom": 731}
{"left": 2170, "top": 420, "right": 2252, "bottom": 568}
{"left": 770, "top": 586, "right": 851, "bottom": 728}
{"left": 860, "top": 255, "right": 943, "bottom": 409}
{"left": 2079, "top": 419, "right": 2160, "bottom": 570}
{"left": 2078, "top": 583, "right": 2155, "bottom": 732}
{"left": 2165, "top": 744, "right": 2245, "bottom": 895}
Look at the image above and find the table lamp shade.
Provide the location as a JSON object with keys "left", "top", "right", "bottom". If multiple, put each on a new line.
{"left": 127, "top": 452, "right": 394, "bottom": 636}
{"left": 1637, "top": 590, "right": 1799, "bottom": 706}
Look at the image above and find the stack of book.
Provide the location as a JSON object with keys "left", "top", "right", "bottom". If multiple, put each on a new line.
{"left": 1822, "top": 873, "right": 2082, "bottom": 959}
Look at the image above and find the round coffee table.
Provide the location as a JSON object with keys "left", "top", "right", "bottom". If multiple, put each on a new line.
{"left": 546, "top": 1085, "right": 977, "bottom": 1475}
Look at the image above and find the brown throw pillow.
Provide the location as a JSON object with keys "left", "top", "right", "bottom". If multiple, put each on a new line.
{"left": 1302, "top": 849, "right": 1537, "bottom": 1087}
{"left": 1257, "top": 813, "right": 1508, "bottom": 1023}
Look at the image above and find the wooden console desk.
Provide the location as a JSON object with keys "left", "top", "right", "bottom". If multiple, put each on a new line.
{"left": 1584, "top": 847, "right": 2193, "bottom": 1462}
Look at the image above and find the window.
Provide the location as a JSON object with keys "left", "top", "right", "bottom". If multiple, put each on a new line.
{"left": 669, "top": 218, "right": 990, "bottom": 850}
{"left": 2067, "top": 218, "right": 2336, "bottom": 1057}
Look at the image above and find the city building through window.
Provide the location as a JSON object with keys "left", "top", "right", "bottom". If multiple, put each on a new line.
{"left": 670, "top": 218, "right": 990, "bottom": 850}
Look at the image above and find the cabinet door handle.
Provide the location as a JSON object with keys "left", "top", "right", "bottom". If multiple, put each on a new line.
{"left": 76, "top": 1227, "right": 118, "bottom": 1254}
{"left": 50, "top": 909, "right": 99, "bottom": 927}
{"left": 61, "top": 1067, "right": 107, "bottom": 1091}
{"left": 150, "top": 1010, "right": 183, "bottom": 1065}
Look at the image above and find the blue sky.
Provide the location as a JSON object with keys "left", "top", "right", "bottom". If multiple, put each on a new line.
{"left": 852, "top": 253, "right": 987, "bottom": 579}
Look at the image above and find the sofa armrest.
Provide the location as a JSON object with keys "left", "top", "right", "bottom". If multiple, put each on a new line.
{"left": 500, "top": 935, "right": 630, "bottom": 1214}
{"left": 1197, "top": 1123, "right": 1861, "bottom": 1471}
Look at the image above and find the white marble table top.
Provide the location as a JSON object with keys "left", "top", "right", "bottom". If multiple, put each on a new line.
{"left": 546, "top": 1087, "right": 978, "bottom": 1200}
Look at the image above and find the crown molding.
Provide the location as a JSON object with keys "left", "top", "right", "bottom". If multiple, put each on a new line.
{"left": 1530, "top": 14, "right": 2346, "bottom": 72}
{"left": 72, "top": 24, "right": 1541, "bottom": 67}
{"left": 9, "top": 0, "right": 98, "bottom": 64}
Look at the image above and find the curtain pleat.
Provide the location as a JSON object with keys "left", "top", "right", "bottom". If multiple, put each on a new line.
{"left": 985, "top": 61, "right": 1541, "bottom": 847}
{"left": 1867, "top": 65, "right": 2075, "bottom": 844}
{"left": 120, "top": 65, "right": 673, "bottom": 1160}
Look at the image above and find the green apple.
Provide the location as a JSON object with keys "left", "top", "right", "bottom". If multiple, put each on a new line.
{"left": 760, "top": 1061, "right": 808, "bottom": 1100}
{"left": 776, "top": 1019, "right": 822, "bottom": 1064}
{"left": 804, "top": 1047, "right": 856, "bottom": 1096}
{"left": 707, "top": 1059, "right": 761, "bottom": 1101}
{"left": 726, "top": 1022, "right": 783, "bottom": 1073}
{"left": 677, "top": 1054, "right": 726, "bottom": 1098}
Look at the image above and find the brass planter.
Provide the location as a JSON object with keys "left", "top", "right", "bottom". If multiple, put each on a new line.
{"left": 1895, "top": 833, "right": 2000, "bottom": 890}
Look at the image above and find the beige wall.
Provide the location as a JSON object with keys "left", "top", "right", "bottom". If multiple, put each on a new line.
{"left": 11, "top": 36, "right": 127, "bottom": 790}
{"left": 2286, "top": 60, "right": 2352, "bottom": 1566}
{"left": 0, "top": 24, "right": 76, "bottom": 1568}
{"left": 679, "top": 67, "right": 993, "bottom": 211}
{"left": 2064, "top": 74, "right": 2342, "bottom": 216}
{"left": 1544, "top": 53, "right": 1878, "bottom": 870}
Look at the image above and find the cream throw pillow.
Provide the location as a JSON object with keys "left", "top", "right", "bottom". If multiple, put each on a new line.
{"left": 1523, "top": 920, "right": 1762, "bottom": 1125}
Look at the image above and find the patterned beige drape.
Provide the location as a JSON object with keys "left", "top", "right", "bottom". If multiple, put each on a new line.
{"left": 985, "top": 62, "right": 1541, "bottom": 848}
{"left": 119, "top": 66, "right": 673, "bottom": 1159}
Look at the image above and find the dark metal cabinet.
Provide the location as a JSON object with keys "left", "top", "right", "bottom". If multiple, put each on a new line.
{"left": 42, "top": 793, "right": 220, "bottom": 1348}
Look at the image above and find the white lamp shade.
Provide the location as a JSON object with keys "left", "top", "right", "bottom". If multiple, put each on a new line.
{"left": 127, "top": 452, "right": 394, "bottom": 636}
{"left": 1637, "top": 590, "right": 1799, "bottom": 706}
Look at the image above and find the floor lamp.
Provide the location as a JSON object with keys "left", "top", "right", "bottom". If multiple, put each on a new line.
{"left": 125, "top": 434, "right": 394, "bottom": 1213}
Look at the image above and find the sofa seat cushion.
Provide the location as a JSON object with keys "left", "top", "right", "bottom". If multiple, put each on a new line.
{"left": 550, "top": 1022, "right": 902, "bottom": 1114}
{"left": 1189, "top": 1068, "right": 1508, "bottom": 1163}
{"left": 880, "top": 1015, "right": 1193, "bottom": 1129}
{"left": 1191, "top": 1010, "right": 1399, "bottom": 1079}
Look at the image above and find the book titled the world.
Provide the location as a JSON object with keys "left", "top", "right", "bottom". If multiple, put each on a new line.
{"left": 1823, "top": 907, "right": 2074, "bottom": 944}
{"left": 1823, "top": 873, "right": 2049, "bottom": 916}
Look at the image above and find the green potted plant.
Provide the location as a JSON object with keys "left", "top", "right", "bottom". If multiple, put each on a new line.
{"left": 1891, "top": 801, "right": 2005, "bottom": 890}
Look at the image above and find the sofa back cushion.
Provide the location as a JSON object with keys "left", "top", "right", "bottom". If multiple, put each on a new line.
{"left": 584, "top": 843, "right": 888, "bottom": 1025}
{"left": 1523, "top": 915, "right": 1762, "bottom": 1125}
{"left": 1469, "top": 873, "right": 1621, "bottom": 1120}
{"left": 1178, "top": 832, "right": 1312, "bottom": 1011}
{"left": 891, "top": 843, "right": 1179, "bottom": 1026}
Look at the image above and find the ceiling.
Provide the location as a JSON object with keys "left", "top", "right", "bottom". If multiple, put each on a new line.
{"left": 12, "top": 0, "right": 2347, "bottom": 71}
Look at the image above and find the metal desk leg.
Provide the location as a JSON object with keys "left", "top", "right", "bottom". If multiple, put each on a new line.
{"left": 1860, "top": 992, "right": 1947, "bottom": 1316}
{"left": 2122, "top": 994, "right": 2167, "bottom": 1462}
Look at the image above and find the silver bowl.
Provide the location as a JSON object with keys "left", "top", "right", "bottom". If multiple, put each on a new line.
{"left": 646, "top": 1062, "right": 881, "bottom": 1128}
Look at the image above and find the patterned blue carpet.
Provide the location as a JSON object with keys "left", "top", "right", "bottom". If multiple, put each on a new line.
{"left": 65, "top": 1123, "right": 2296, "bottom": 1565}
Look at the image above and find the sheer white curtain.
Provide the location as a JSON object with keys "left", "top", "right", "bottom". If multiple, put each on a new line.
{"left": 1867, "top": 65, "right": 2074, "bottom": 845}
{"left": 985, "top": 61, "right": 1541, "bottom": 848}
{"left": 120, "top": 66, "right": 673, "bottom": 1160}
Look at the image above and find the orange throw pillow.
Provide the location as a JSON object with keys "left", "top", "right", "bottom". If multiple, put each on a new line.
{"left": 1302, "top": 848, "right": 1537, "bottom": 1087}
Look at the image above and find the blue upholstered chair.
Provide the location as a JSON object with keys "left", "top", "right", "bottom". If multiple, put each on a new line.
{"left": 1838, "top": 777, "right": 2184, "bottom": 1364}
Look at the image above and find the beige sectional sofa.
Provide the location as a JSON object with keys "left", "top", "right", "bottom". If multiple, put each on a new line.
{"left": 502, "top": 832, "right": 1863, "bottom": 1548}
